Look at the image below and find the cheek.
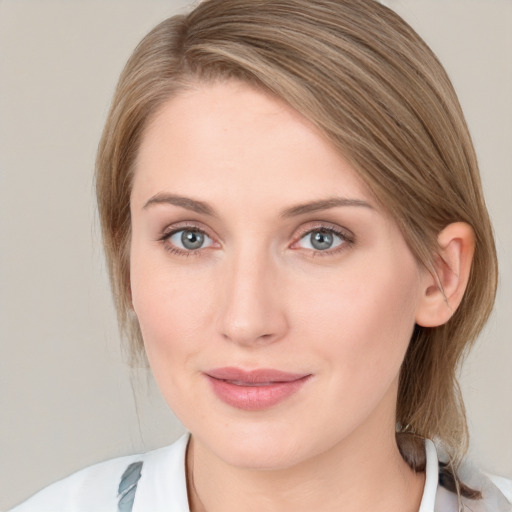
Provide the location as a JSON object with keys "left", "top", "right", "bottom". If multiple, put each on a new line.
{"left": 129, "top": 245, "right": 216, "bottom": 365}
{"left": 294, "top": 254, "right": 421, "bottom": 386}
{"left": 129, "top": 253, "right": 221, "bottom": 419}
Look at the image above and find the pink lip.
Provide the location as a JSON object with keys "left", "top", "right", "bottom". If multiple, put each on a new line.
{"left": 204, "top": 367, "right": 311, "bottom": 411}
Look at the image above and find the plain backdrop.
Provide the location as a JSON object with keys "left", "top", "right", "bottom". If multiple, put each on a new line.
{"left": 0, "top": 0, "right": 511, "bottom": 509}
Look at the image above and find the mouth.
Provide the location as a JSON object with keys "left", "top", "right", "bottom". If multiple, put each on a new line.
{"left": 204, "top": 367, "right": 311, "bottom": 411}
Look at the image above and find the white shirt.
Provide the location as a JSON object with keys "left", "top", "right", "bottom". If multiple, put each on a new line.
{"left": 9, "top": 434, "right": 512, "bottom": 512}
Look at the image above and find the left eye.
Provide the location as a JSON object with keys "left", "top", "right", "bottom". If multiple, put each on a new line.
{"left": 167, "top": 229, "right": 213, "bottom": 250}
{"left": 297, "top": 229, "right": 344, "bottom": 251}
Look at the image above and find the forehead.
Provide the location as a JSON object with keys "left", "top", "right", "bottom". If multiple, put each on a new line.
{"left": 131, "top": 80, "right": 375, "bottom": 214}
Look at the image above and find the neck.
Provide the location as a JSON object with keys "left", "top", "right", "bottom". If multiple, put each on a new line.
{"left": 186, "top": 417, "right": 425, "bottom": 512}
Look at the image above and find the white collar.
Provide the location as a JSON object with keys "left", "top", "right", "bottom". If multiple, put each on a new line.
{"left": 133, "top": 433, "right": 190, "bottom": 511}
{"left": 419, "top": 439, "right": 441, "bottom": 512}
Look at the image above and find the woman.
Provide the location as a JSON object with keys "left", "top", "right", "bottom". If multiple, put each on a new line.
{"left": 10, "top": 0, "right": 511, "bottom": 511}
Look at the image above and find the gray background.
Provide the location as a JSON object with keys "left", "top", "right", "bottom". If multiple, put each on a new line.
{"left": 0, "top": 0, "right": 510, "bottom": 509}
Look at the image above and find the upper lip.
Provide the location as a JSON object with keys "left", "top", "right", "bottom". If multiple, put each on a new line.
{"left": 205, "top": 367, "right": 310, "bottom": 384}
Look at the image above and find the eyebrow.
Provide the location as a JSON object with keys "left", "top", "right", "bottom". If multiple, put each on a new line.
{"left": 280, "top": 197, "right": 373, "bottom": 218}
{"left": 143, "top": 193, "right": 373, "bottom": 217}
{"left": 143, "top": 193, "right": 216, "bottom": 216}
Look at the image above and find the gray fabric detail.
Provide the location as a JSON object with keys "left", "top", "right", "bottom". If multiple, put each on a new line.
{"left": 117, "top": 461, "right": 143, "bottom": 512}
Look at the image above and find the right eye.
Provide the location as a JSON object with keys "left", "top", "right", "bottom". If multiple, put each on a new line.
{"left": 166, "top": 228, "right": 214, "bottom": 251}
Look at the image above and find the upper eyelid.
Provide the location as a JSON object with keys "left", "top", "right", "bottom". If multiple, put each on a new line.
{"left": 158, "top": 223, "right": 217, "bottom": 250}
{"left": 158, "top": 220, "right": 354, "bottom": 246}
{"left": 160, "top": 225, "right": 216, "bottom": 254}
{"left": 161, "top": 222, "right": 212, "bottom": 238}
{"left": 293, "top": 222, "right": 354, "bottom": 240}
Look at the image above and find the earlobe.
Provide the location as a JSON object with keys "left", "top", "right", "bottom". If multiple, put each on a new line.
{"left": 415, "top": 222, "right": 475, "bottom": 328}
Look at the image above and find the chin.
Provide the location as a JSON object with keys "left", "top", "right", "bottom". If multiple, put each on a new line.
{"left": 191, "top": 418, "right": 327, "bottom": 471}
{"left": 219, "top": 439, "right": 307, "bottom": 471}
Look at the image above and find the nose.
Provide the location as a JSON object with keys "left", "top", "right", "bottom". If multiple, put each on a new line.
{"left": 218, "top": 250, "right": 288, "bottom": 347}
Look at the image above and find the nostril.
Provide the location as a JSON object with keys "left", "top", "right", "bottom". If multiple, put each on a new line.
{"left": 221, "top": 327, "right": 283, "bottom": 347}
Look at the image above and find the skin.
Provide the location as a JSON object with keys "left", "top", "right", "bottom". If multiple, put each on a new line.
{"left": 129, "top": 80, "right": 469, "bottom": 511}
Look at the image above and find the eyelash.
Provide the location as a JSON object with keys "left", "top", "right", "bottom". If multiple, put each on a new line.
{"left": 158, "top": 223, "right": 355, "bottom": 257}
{"left": 158, "top": 223, "right": 213, "bottom": 257}
{"left": 292, "top": 224, "right": 354, "bottom": 257}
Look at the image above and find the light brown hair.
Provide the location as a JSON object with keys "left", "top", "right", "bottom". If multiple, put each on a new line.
{"left": 96, "top": 0, "right": 497, "bottom": 487}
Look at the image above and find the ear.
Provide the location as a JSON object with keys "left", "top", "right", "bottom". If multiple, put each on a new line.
{"left": 415, "top": 222, "right": 475, "bottom": 327}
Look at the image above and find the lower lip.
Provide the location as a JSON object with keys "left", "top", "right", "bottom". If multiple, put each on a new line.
{"left": 205, "top": 375, "right": 311, "bottom": 411}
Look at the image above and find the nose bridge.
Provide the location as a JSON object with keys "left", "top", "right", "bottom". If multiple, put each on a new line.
{"left": 219, "top": 243, "right": 287, "bottom": 346}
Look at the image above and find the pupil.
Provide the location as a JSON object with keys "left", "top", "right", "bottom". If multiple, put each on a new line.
{"left": 182, "top": 230, "right": 204, "bottom": 249}
{"left": 311, "top": 231, "right": 333, "bottom": 250}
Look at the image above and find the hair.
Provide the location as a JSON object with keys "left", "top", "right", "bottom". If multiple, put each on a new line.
{"left": 96, "top": 0, "right": 497, "bottom": 497}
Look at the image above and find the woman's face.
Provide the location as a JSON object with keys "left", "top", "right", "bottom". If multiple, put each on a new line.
{"left": 130, "top": 80, "right": 428, "bottom": 470}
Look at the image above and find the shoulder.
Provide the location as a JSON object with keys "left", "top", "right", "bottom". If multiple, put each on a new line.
{"left": 8, "top": 434, "right": 190, "bottom": 512}
{"left": 468, "top": 473, "right": 512, "bottom": 512}
{"left": 487, "top": 475, "right": 512, "bottom": 504}
{"left": 440, "top": 473, "right": 512, "bottom": 512}
{"left": 438, "top": 460, "right": 512, "bottom": 512}
{"left": 458, "top": 459, "right": 512, "bottom": 512}
{"left": 424, "top": 440, "right": 512, "bottom": 512}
